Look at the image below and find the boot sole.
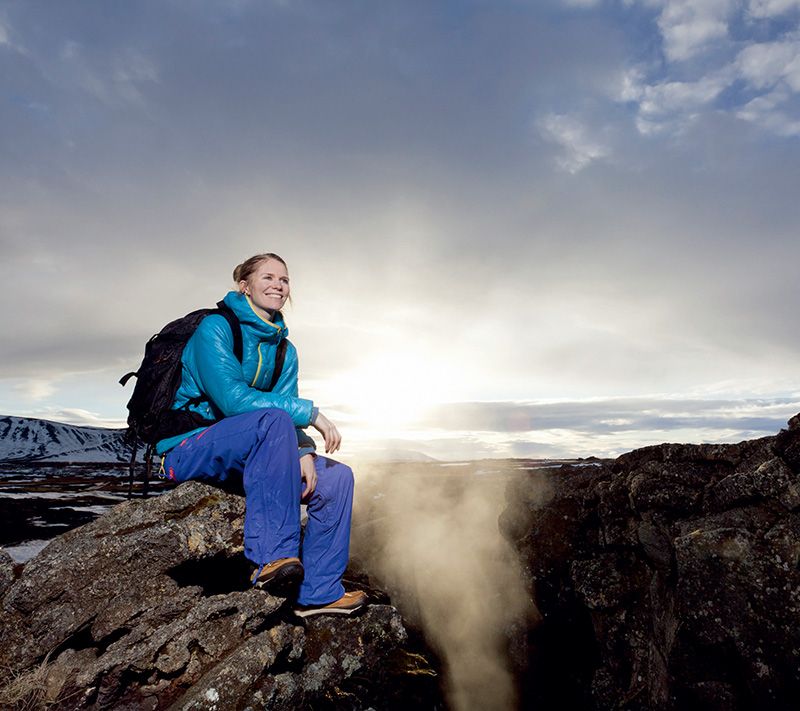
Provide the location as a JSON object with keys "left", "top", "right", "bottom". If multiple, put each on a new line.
{"left": 293, "top": 603, "right": 366, "bottom": 618}
{"left": 253, "top": 562, "right": 304, "bottom": 597}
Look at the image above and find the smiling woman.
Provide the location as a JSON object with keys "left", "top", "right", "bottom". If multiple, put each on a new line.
{"left": 152, "top": 252, "right": 367, "bottom": 618}
{"left": 235, "top": 253, "right": 293, "bottom": 314}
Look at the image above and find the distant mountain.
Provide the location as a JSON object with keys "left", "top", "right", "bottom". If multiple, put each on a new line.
{"left": 0, "top": 416, "right": 131, "bottom": 464}
{"left": 351, "top": 448, "right": 439, "bottom": 463}
{"left": 0, "top": 416, "right": 441, "bottom": 465}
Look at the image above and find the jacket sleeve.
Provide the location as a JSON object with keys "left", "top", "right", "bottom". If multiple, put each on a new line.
{"left": 272, "top": 340, "right": 318, "bottom": 457}
{"left": 191, "top": 315, "right": 315, "bottom": 427}
{"left": 295, "top": 428, "right": 317, "bottom": 457}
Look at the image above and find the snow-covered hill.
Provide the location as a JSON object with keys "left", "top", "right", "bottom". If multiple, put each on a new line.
{"left": 0, "top": 416, "right": 131, "bottom": 463}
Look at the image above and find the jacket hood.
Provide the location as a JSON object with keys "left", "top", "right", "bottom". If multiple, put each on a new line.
{"left": 222, "top": 291, "right": 288, "bottom": 341}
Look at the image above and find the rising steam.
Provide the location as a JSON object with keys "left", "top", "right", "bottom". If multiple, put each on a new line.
{"left": 350, "top": 462, "right": 552, "bottom": 710}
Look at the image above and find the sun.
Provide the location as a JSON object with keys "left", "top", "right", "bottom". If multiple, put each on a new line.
{"left": 317, "top": 349, "right": 459, "bottom": 431}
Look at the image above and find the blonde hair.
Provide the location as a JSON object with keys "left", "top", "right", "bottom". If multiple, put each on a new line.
{"left": 232, "top": 252, "right": 288, "bottom": 283}
{"left": 233, "top": 253, "right": 292, "bottom": 307}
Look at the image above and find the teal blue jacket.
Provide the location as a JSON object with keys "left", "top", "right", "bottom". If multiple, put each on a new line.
{"left": 155, "top": 291, "right": 318, "bottom": 456}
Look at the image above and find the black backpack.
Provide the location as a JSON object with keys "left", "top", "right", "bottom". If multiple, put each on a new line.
{"left": 120, "top": 301, "right": 287, "bottom": 496}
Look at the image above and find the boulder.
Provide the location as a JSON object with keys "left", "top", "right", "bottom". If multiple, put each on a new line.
{"left": 0, "top": 482, "right": 441, "bottom": 709}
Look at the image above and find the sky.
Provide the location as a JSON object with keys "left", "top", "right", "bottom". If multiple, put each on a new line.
{"left": 1, "top": 0, "right": 799, "bottom": 460}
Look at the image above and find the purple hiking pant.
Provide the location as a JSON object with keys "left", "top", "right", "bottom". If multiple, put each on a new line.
{"left": 163, "top": 408, "right": 354, "bottom": 605}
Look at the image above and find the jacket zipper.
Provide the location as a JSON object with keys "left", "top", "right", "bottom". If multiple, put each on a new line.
{"left": 251, "top": 343, "right": 263, "bottom": 386}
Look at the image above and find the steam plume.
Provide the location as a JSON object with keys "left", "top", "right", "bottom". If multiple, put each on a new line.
{"left": 351, "top": 462, "right": 551, "bottom": 710}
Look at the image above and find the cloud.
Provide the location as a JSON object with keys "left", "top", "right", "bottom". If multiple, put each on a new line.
{"left": 640, "top": 72, "right": 730, "bottom": 113}
{"left": 0, "top": 15, "right": 27, "bottom": 55}
{"left": 748, "top": 0, "right": 800, "bottom": 19}
{"left": 657, "top": 0, "right": 736, "bottom": 61}
{"left": 12, "top": 378, "right": 57, "bottom": 401}
{"left": 625, "top": 67, "right": 733, "bottom": 132}
{"left": 731, "top": 34, "right": 800, "bottom": 133}
{"left": 736, "top": 86, "right": 800, "bottom": 135}
{"left": 14, "top": 407, "right": 127, "bottom": 429}
{"left": 421, "top": 397, "right": 800, "bottom": 434}
{"left": 537, "top": 113, "right": 611, "bottom": 172}
{"left": 56, "top": 41, "right": 159, "bottom": 108}
{"left": 615, "top": 4, "right": 800, "bottom": 137}
{"left": 737, "top": 36, "right": 800, "bottom": 91}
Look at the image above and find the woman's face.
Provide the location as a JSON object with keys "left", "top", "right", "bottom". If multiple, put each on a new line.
{"left": 240, "top": 258, "right": 290, "bottom": 317}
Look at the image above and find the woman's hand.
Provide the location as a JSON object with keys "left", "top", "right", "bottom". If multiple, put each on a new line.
{"left": 312, "top": 411, "right": 342, "bottom": 454}
{"left": 300, "top": 453, "right": 317, "bottom": 501}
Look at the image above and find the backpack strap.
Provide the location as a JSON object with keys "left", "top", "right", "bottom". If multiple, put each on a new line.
{"left": 178, "top": 304, "right": 244, "bottom": 413}
{"left": 214, "top": 300, "right": 285, "bottom": 391}
{"left": 126, "top": 433, "right": 140, "bottom": 499}
{"left": 143, "top": 443, "right": 155, "bottom": 497}
{"left": 268, "top": 339, "right": 288, "bottom": 391}
{"left": 216, "top": 301, "right": 243, "bottom": 362}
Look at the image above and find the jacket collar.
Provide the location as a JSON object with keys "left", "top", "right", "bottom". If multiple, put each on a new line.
{"left": 222, "top": 291, "right": 288, "bottom": 340}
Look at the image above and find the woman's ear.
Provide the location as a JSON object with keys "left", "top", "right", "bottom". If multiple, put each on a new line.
{"left": 239, "top": 280, "right": 249, "bottom": 295}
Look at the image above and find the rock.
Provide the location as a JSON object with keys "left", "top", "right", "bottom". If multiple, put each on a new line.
{"left": 0, "top": 482, "right": 442, "bottom": 709}
{"left": 708, "top": 457, "right": 797, "bottom": 511}
{"left": 168, "top": 623, "right": 303, "bottom": 710}
{"left": 504, "top": 412, "right": 800, "bottom": 710}
{"left": 1, "top": 482, "right": 248, "bottom": 672}
{"left": 570, "top": 553, "right": 638, "bottom": 610}
{"left": 775, "top": 420, "right": 800, "bottom": 472}
{"left": 628, "top": 461, "right": 707, "bottom": 514}
{"left": 636, "top": 515, "right": 673, "bottom": 569}
{"left": 0, "top": 548, "right": 14, "bottom": 598}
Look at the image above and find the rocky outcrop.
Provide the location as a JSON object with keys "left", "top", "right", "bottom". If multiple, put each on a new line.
{"left": 502, "top": 415, "right": 800, "bottom": 710}
{"left": 0, "top": 482, "right": 440, "bottom": 709}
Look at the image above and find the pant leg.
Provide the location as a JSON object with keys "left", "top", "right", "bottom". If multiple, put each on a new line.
{"left": 163, "top": 408, "right": 301, "bottom": 565}
{"left": 297, "top": 455, "right": 355, "bottom": 605}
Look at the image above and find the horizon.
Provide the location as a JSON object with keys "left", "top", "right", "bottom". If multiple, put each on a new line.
{"left": 2, "top": 1, "right": 799, "bottom": 459}
{"left": 2, "top": 397, "right": 798, "bottom": 463}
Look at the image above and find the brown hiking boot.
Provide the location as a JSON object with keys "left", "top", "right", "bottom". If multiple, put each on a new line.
{"left": 250, "top": 557, "right": 304, "bottom": 596}
{"left": 293, "top": 590, "right": 368, "bottom": 618}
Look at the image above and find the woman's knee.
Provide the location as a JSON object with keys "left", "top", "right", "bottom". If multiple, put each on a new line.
{"left": 319, "top": 459, "right": 354, "bottom": 496}
{"left": 253, "top": 407, "right": 295, "bottom": 436}
{"left": 338, "top": 463, "right": 355, "bottom": 490}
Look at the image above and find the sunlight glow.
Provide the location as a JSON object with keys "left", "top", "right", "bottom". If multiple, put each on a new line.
{"left": 316, "top": 349, "right": 460, "bottom": 430}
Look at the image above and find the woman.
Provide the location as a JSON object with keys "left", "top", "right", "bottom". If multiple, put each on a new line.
{"left": 155, "top": 253, "right": 365, "bottom": 617}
